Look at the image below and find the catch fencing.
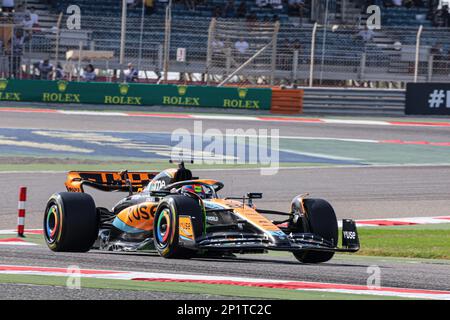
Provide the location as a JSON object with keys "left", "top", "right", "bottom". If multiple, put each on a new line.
{"left": 0, "top": 10, "right": 449, "bottom": 87}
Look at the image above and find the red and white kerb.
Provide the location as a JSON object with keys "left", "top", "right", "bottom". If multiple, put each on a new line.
{"left": 17, "top": 187, "right": 27, "bottom": 237}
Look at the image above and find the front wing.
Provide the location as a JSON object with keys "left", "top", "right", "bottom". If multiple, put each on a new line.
{"left": 193, "top": 219, "right": 360, "bottom": 254}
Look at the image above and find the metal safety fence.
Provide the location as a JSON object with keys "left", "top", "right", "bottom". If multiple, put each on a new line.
{"left": 0, "top": 8, "right": 449, "bottom": 87}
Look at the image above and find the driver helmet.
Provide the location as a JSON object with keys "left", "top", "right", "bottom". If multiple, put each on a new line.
{"left": 181, "top": 184, "right": 206, "bottom": 199}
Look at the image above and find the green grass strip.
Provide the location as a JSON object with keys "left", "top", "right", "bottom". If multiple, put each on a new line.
{"left": 354, "top": 225, "right": 450, "bottom": 260}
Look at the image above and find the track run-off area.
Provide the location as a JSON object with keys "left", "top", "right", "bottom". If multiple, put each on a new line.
{"left": 0, "top": 107, "right": 450, "bottom": 299}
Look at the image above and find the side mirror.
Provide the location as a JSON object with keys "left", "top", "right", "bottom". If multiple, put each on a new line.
{"left": 247, "top": 193, "right": 263, "bottom": 199}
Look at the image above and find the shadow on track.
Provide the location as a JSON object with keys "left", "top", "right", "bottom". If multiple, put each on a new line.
{"left": 90, "top": 250, "right": 370, "bottom": 268}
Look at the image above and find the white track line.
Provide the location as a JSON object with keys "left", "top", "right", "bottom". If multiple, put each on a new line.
{"left": 0, "top": 264, "right": 449, "bottom": 299}
{"left": 2, "top": 108, "right": 450, "bottom": 128}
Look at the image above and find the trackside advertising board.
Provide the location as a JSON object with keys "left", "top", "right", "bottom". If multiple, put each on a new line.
{"left": 405, "top": 83, "right": 450, "bottom": 115}
{"left": 0, "top": 79, "right": 272, "bottom": 110}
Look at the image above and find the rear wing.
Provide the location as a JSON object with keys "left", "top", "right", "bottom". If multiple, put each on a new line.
{"left": 65, "top": 171, "right": 158, "bottom": 193}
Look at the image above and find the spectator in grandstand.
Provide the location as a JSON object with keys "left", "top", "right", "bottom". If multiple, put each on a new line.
{"left": 144, "top": 0, "right": 155, "bottom": 14}
{"left": 234, "top": 37, "right": 249, "bottom": 63}
{"left": 189, "top": 0, "right": 201, "bottom": 11}
{"left": 211, "top": 38, "right": 226, "bottom": 67}
{"left": 440, "top": 4, "right": 450, "bottom": 27}
{"left": 433, "top": 5, "right": 450, "bottom": 27}
{"left": 236, "top": 2, "right": 247, "bottom": 18}
{"left": 292, "top": 39, "right": 304, "bottom": 63}
{"left": 22, "top": 13, "right": 34, "bottom": 30}
{"left": 404, "top": 0, "right": 414, "bottom": 8}
{"left": 430, "top": 42, "right": 446, "bottom": 74}
{"left": 0, "top": 39, "right": 4, "bottom": 71}
{"left": 7, "top": 29, "right": 25, "bottom": 78}
{"left": 13, "top": 4, "right": 26, "bottom": 24}
{"left": 271, "top": 0, "right": 283, "bottom": 10}
{"left": 288, "top": 0, "right": 305, "bottom": 24}
{"left": 29, "top": 7, "right": 39, "bottom": 27}
{"left": 125, "top": 63, "right": 139, "bottom": 82}
{"left": 234, "top": 38, "right": 249, "bottom": 55}
{"left": 127, "top": 0, "right": 137, "bottom": 9}
{"left": 33, "top": 59, "right": 54, "bottom": 80}
{"left": 212, "top": 5, "right": 222, "bottom": 18}
{"left": 82, "top": 64, "right": 96, "bottom": 82}
{"left": 212, "top": 38, "right": 225, "bottom": 53}
{"left": 391, "top": 0, "right": 402, "bottom": 7}
{"left": 223, "top": 0, "right": 236, "bottom": 18}
{"left": 2, "top": 0, "right": 14, "bottom": 13}
{"left": 256, "top": 0, "right": 269, "bottom": 8}
{"left": 357, "top": 26, "right": 374, "bottom": 43}
{"left": 54, "top": 63, "right": 65, "bottom": 80}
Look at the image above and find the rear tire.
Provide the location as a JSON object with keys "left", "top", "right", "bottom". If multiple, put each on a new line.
{"left": 43, "top": 192, "right": 98, "bottom": 252}
{"left": 153, "top": 195, "right": 203, "bottom": 259}
{"left": 293, "top": 198, "right": 338, "bottom": 263}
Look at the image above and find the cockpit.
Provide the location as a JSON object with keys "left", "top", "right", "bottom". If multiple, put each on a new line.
{"left": 178, "top": 184, "right": 217, "bottom": 200}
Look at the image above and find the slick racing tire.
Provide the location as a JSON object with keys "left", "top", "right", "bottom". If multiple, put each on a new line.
{"left": 153, "top": 195, "right": 203, "bottom": 259}
{"left": 293, "top": 198, "right": 338, "bottom": 264}
{"left": 44, "top": 192, "right": 98, "bottom": 252}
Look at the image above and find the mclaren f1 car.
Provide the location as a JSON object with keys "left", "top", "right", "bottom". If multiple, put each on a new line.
{"left": 43, "top": 162, "right": 360, "bottom": 263}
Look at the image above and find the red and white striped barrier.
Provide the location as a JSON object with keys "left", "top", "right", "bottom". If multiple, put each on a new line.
{"left": 17, "top": 187, "right": 27, "bottom": 238}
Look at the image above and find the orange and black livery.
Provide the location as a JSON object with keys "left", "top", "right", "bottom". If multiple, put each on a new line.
{"left": 43, "top": 162, "right": 360, "bottom": 263}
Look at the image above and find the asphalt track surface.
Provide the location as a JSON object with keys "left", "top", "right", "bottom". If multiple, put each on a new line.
{"left": 0, "top": 282, "right": 240, "bottom": 300}
{"left": 1, "top": 110, "right": 450, "bottom": 298}
{"left": 2, "top": 110, "right": 450, "bottom": 142}
{"left": 1, "top": 244, "right": 450, "bottom": 293}
{"left": 1, "top": 111, "right": 450, "bottom": 228}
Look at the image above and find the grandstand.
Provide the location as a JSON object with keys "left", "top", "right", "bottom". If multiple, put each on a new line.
{"left": 0, "top": 0, "right": 448, "bottom": 86}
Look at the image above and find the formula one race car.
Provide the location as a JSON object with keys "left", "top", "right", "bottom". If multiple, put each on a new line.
{"left": 43, "top": 162, "right": 360, "bottom": 263}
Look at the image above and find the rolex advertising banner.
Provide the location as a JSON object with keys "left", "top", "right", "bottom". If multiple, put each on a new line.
{"left": 0, "top": 79, "right": 272, "bottom": 110}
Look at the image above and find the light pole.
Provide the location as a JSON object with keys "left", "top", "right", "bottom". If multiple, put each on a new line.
{"left": 319, "top": 0, "right": 329, "bottom": 85}
{"left": 120, "top": 0, "right": 127, "bottom": 81}
{"left": 138, "top": 0, "right": 145, "bottom": 72}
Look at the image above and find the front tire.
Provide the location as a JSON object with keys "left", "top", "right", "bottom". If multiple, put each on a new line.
{"left": 44, "top": 192, "right": 98, "bottom": 252}
{"left": 153, "top": 195, "right": 203, "bottom": 259}
{"left": 293, "top": 198, "right": 338, "bottom": 263}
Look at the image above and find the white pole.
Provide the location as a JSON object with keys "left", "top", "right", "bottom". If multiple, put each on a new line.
{"left": 77, "top": 41, "right": 82, "bottom": 82}
{"left": 53, "top": 13, "right": 63, "bottom": 80}
{"left": 138, "top": 0, "right": 145, "bottom": 72}
{"left": 270, "top": 21, "right": 280, "bottom": 85}
{"left": 163, "top": 1, "right": 172, "bottom": 83}
{"left": 205, "top": 18, "right": 216, "bottom": 85}
{"left": 309, "top": 22, "right": 318, "bottom": 87}
{"left": 414, "top": 25, "right": 423, "bottom": 83}
{"left": 120, "top": 0, "right": 127, "bottom": 80}
{"left": 319, "top": 0, "right": 329, "bottom": 84}
{"left": 292, "top": 49, "right": 299, "bottom": 84}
